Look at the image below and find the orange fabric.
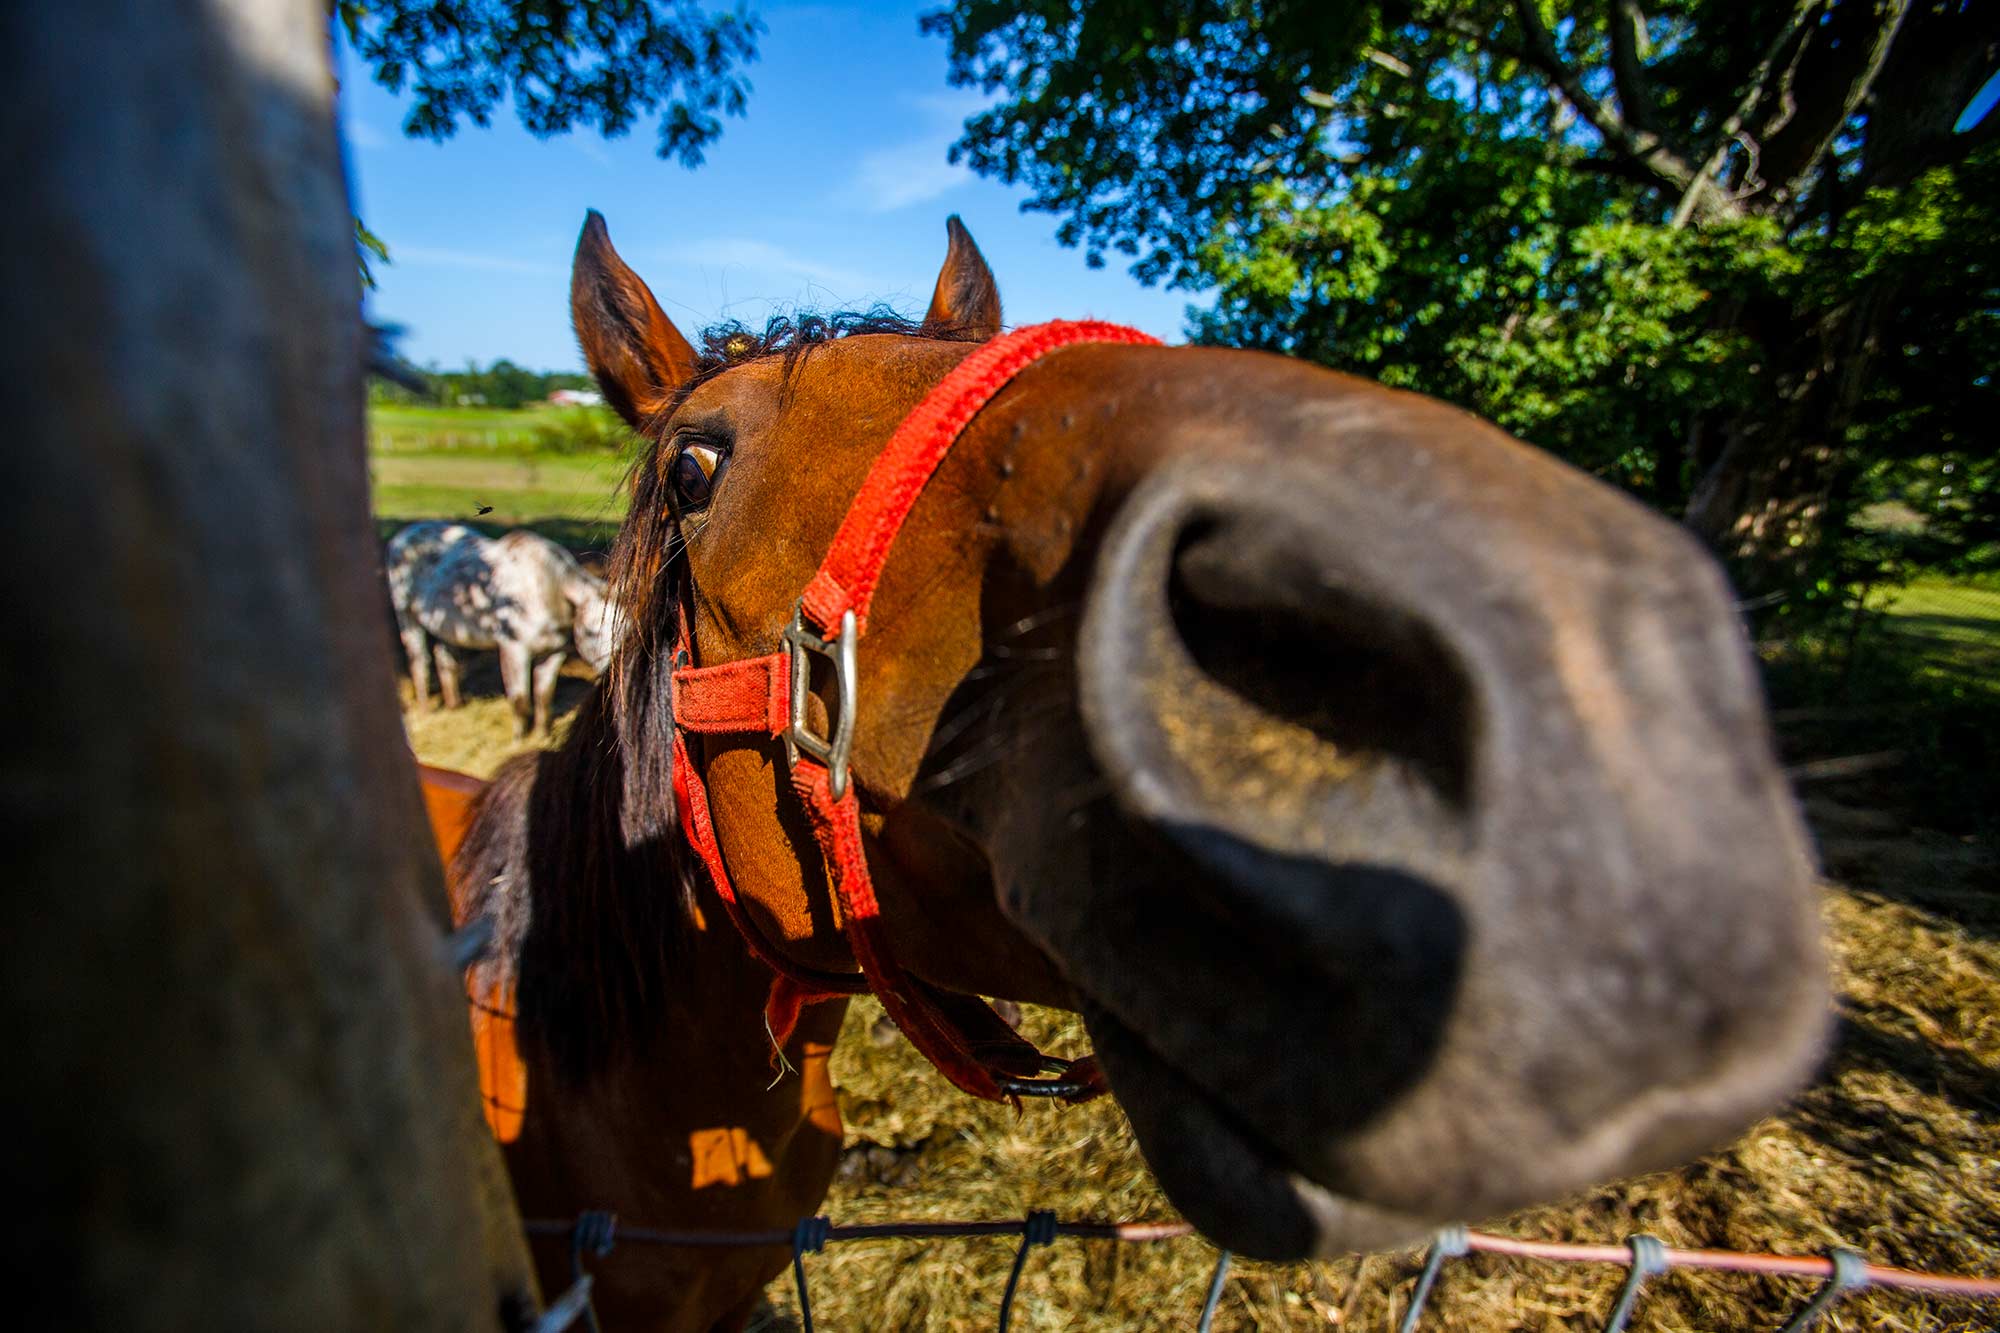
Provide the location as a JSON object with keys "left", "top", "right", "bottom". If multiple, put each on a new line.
{"left": 420, "top": 763, "right": 528, "bottom": 1143}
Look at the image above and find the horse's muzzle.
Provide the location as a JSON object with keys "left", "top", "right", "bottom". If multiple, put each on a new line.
{"left": 1067, "top": 438, "right": 1830, "bottom": 1257}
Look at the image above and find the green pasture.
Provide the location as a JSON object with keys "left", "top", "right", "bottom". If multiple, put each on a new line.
{"left": 368, "top": 402, "right": 617, "bottom": 454}
{"left": 1880, "top": 579, "right": 2000, "bottom": 697}
{"left": 367, "top": 403, "right": 634, "bottom": 548}
{"left": 366, "top": 412, "right": 2000, "bottom": 697}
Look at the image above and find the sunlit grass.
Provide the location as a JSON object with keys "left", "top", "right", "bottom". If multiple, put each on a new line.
{"left": 367, "top": 404, "right": 632, "bottom": 535}
{"left": 1882, "top": 580, "right": 2000, "bottom": 698}
{"left": 368, "top": 402, "right": 629, "bottom": 454}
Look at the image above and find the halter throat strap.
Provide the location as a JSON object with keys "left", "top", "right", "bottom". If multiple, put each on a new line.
{"left": 669, "top": 320, "right": 1160, "bottom": 1103}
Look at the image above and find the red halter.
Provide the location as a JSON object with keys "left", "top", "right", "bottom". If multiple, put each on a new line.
{"left": 668, "top": 320, "right": 1160, "bottom": 1103}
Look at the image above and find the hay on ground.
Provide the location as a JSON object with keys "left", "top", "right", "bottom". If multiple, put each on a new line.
{"left": 399, "top": 685, "right": 1999, "bottom": 1331}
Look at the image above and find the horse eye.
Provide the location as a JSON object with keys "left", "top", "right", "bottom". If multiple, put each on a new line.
{"left": 672, "top": 443, "right": 722, "bottom": 510}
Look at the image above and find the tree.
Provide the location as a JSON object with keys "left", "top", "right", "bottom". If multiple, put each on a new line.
{"left": 338, "top": 1, "right": 765, "bottom": 298}
{"left": 926, "top": 1, "right": 2000, "bottom": 598}
{"left": 2, "top": 0, "right": 535, "bottom": 1323}
{"left": 337, "top": 0, "right": 763, "bottom": 166}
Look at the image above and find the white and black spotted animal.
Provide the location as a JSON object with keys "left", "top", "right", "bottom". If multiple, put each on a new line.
{"left": 386, "top": 522, "right": 620, "bottom": 736}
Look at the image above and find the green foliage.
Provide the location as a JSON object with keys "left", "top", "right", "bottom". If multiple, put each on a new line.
{"left": 1762, "top": 579, "right": 2000, "bottom": 834}
{"left": 368, "top": 358, "right": 597, "bottom": 410}
{"left": 1185, "top": 152, "right": 1801, "bottom": 505}
{"left": 337, "top": 0, "right": 762, "bottom": 166}
{"left": 931, "top": 0, "right": 2000, "bottom": 818}
{"left": 922, "top": 1, "right": 1383, "bottom": 285}
{"left": 530, "top": 406, "right": 636, "bottom": 455}
{"left": 1824, "top": 157, "right": 2000, "bottom": 575}
{"left": 354, "top": 217, "right": 391, "bottom": 289}
{"left": 928, "top": 1, "right": 2000, "bottom": 592}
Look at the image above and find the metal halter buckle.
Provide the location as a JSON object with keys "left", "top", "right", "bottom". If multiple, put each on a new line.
{"left": 782, "top": 604, "right": 858, "bottom": 799}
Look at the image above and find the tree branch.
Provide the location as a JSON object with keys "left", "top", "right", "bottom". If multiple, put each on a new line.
{"left": 1671, "top": 0, "right": 1824, "bottom": 226}
{"left": 1507, "top": 0, "right": 1710, "bottom": 204}
{"left": 1849, "top": 0, "right": 2000, "bottom": 191}
{"left": 1781, "top": 0, "right": 1911, "bottom": 202}
{"left": 1608, "top": 0, "right": 1661, "bottom": 133}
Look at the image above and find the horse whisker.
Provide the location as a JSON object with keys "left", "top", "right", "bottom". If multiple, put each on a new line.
{"left": 914, "top": 699, "right": 1070, "bottom": 793}
{"left": 1000, "top": 602, "right": 1080, "bottom": 641}
{"left": 923, "top": 686, "right": 1014, "bottom": 758}
{"left": 920, "top": 661, "right": 1065, "bottom": 759}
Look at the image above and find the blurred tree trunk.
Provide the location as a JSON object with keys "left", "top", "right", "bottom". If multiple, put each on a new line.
{"left": 1684, "top": 287, "right": 1889, "bottom": 590}
{"left": 0, "top": 1, "right": 536, "bottom": 1327}
{"left": 1680, "top": 0, "right": 1996, "bottom": 589}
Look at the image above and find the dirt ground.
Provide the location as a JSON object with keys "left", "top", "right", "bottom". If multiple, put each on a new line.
{"left": 402, "top": 672, "right": 1999, "bottom": 1332}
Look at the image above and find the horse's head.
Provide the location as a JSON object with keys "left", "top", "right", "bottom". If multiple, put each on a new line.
{"left": 572, "top": 212, "right": 1828, "bottom": 1259}
{"left": 567, "top": 577, "right": 619, "bottom": 675}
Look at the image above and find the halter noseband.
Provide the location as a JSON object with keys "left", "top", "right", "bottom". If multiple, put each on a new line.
{"left": 667, "top": 320, "right": 1160, "bottom": 1103}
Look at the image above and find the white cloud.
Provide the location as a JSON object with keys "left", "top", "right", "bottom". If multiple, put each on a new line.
{"left": 847, "top": 139, "right": 972, "bottom": 213}
{"left": 839, "top": 88, "right": 995, "bottom": 214}
{"left": 909, "top": 88, "right": 994, "bottom": 121}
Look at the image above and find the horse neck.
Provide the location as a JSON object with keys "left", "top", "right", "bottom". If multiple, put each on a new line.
{"left": 466, "top": 682, "right": 830, "bottom": 1087}
{"left": 460, "top": 685, "right": 849, "bottom": 1238}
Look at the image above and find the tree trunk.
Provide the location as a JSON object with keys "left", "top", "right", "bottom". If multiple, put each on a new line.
{"left": 1684, "top": 285, "right": 1888, "bottom": 591}
{"left": 0, "top": 1, "right": 536, "bottom": 1326}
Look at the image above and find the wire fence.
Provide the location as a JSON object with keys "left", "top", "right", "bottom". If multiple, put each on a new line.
{"left": 487, "top": 580, "right": 2000, "bottom": 1332}
{"left": 521, "top": 1211, "right": 2000, "bottom": 1333}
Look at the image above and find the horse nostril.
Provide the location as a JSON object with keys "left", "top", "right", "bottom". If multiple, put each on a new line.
{"left": 1080, "top": 458, "right": 1487, "bottom": 870}
{"left": 1164, "top": 516, "right": 1478, "bottom": 812}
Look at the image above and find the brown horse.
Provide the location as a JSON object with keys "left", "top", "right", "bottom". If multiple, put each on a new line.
{"left": 436, "top": 213, "right": 1829, "bottom": 1330}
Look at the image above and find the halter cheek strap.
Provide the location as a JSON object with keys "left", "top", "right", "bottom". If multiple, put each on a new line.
{"left": 669, "top": 320, "right": 1160, "bottom": 1103}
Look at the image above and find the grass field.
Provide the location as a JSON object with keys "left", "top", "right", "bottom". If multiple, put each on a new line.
{"left": 1882, "top": 580, "right": 2000, "bottom": 698}
{"left": 368, "top": 403, "right": 633, "bottom": 545}
{"left": 369, "top": 402, "right": 618, "bottom": 453}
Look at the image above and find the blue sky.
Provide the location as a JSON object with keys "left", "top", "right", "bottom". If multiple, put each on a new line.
{"left": 338, "top": 1, "right": 1205, "bottom": 373}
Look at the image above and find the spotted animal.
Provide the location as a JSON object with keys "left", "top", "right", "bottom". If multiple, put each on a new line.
{"left": 386, "top": 522, "right": 619, "bottom": 736}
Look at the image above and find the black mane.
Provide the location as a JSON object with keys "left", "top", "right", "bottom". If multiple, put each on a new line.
{"left": 636, "top": 308, "right": 984, "bottom": 433}
{"left": 453, "top": 685, "right": 694, "bottom": 1084}
{"left": 690, "top": 307, "right": 952, "bottom": 379}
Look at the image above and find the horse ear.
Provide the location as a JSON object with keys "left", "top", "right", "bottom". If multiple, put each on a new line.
{"left": 571, "top": 211, "right": 698, "bottom": 431}
{"left": 924, "top": 216, "right": 1003, "bottom": 339}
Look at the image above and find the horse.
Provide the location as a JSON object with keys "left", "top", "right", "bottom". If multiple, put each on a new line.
{"left": 388, "top": 521, "right": 619, "bottom": 736}
{"left": 429, "top": 212, "right": 1829, "bottom": 1330}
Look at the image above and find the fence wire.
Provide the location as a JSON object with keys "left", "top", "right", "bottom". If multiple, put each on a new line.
{"left": 520, "top": 1212, "right": 2000, "bottom": 1332}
